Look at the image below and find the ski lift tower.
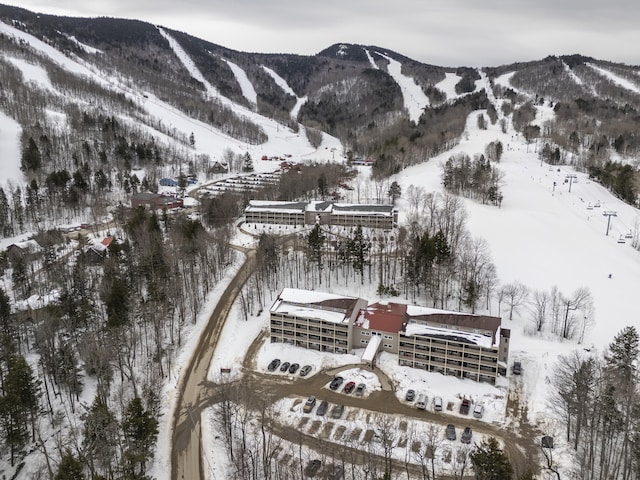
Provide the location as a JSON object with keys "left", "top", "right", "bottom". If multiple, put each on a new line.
{"left": 603, "top": 211, "right": 617, "bottom": 236}
{"left": 565, "top": 174, "right": 577, "bottom": 193}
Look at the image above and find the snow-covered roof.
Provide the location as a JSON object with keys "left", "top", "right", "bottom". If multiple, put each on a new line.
{"left": 332, "top": 203, "right": 395, "bottom": 215}
{"left": 271, "top": 288, "right": 363, "bottom": 324}
{"left": 362, "top": 335, "right": 382, "bottom": 362}
{"left": 306, "top": 200, "right": 333, "bottom": 212}
{"left": 406, "top": 305, "right": 466, "bottom": 317}
{"left": 403, "top": 323, "right": 494, "bottom": 348}
{"left": 406, "top": 306, "right": 501, "bottom": 335}
{"left": 8, "top": 239, "right": 42, "bottom": 252}
{"left": 245, "top": 200, "right": 395, "bottom": 217}
{"left": 246, "top": 200, "right": 307, "bottom": 212}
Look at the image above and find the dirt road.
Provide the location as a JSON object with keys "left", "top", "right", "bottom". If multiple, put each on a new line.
{"left": 171, "top": 249, "right": 256, "bottom": 480}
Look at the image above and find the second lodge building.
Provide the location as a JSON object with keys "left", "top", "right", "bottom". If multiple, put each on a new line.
{"left": 244, "top": 200, "right": 398, "bottom": 230}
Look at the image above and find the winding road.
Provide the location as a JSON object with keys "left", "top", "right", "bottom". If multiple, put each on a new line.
{"left": 171, "top": 249, "right": 256, "bottom": 480}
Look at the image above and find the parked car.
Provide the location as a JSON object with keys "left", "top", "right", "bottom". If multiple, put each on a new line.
{"left": 303, "top": 395, "right": 317, "bottom": 413}
{"left": 316, "top": 400, "right": 329, "bottom": 416}
{"left": 267, "top": 359, "right": 281, "bottom": 371}
{"left": 355, "top": 383, "right": 366, "bottom": 396}
{"left": 461, "top": 426, "right": 473, "bottom": 444}
{"left": 331, "top": 404, "right": 345, "bottom": 419}
{"left": 299, "top": 365, "right": 312, "bottom": 376}
{"left": 513, "top": 361, "right": 522, "bottom": 375}
{"left": 416, "top": 394, "right": 427, "bottom": 410}
{"left": 473, "top": 404, "right": 484, "bottom": 418}
{"left": 279, "top": 361, "right": 290, "bottom": 372}
{"left": 459, "top": 399, "right": 471, "bottom": 415}
{"left": 433, "top": 396, "right": 443, "bottom": 411}
{"left": 329, "top": 376, "right": 344, "bottom": 390}
{"left": 343, "top": 381, "right": 356, "bottom": 394}
{"left": 405, "top": 389, "right": 416, "bottom": 402}
{"left": 288, "top": 363, "right": 300, "bottom": 374}
{"left": 446, "top": 424, "right": 457, "bottom": 441}
{"left": 304, "top": 459, "right": 322, "bottom": 477}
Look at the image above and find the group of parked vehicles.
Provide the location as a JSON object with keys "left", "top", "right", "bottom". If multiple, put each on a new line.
{"left": 303, "top": 395, "right": 345, "bottom": 419}
{"left": 329, "top": 376, "right": 366, "bottom": 396}
{"left": 267, "top": 358, "right": 312, "bottom": 376}
{"left": 445, "top": 424, "right": 473, "bottom": 443}
{"left": 405, "top": 389, "right": 443, "bottom": 412}
{"left": 274, "top": 362, "right": 484, "bottom": 447}
{"left": 405, "top": 389, "right": 479, "bottom": 443}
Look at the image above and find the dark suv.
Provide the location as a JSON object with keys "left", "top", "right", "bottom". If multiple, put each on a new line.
{"left": 267, "top": 359, "right": 281, "bottom": 371}
{"left": 446, "top": 424, "right": 456, "bottom": 441}
{"left": 316, "top": 400, "right": 329, "bottom": 416}
{"left": 329, "top": 376, "right": 344, "bottom": 390}
{"left": 513, "top": 361, "right": 522, "bottom": 375}
{"left": 461, "top": 427, "right": 473, "bottom": 444}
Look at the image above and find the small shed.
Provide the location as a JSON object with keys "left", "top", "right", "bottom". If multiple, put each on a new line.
{"left": 541, "top": 435, "right": 554, "bottom": 449}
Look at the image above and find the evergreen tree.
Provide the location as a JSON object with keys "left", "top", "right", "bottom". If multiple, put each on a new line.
{"left": 433, "top": 230, "right": 451, "bottom": 262}
{"left": 317, "top": 173, "right": 328, "bottom": 199}
{"left": 82, "top": 396, "right": 118, "bottom": 478}
{"left": 54, "top": 449, "right": 85, "bottom": 480}
{"left": 104, "top": 276, "right": 129, "bottom": 328}
{"left": 307, "top": 224, "right": 325, "bottom": 266}
{"left": 348, "top": 226, "right": 369, "bottom": 283}
{"left": 21, "top": 136, "right": 42, "bottom": 171}
{"left": 469, "top": 437, "right": 513, "bottom": 480}
{"left": 0, "top": 187, "right": 11, "bottom": 236}
{"left": 605, "top": 326, "right": 639, "bottom": 385}
{"left": 0, "top": 390, "right": 28, "bottom": 466}
{"left": 0, "top": 355, "right": 37, "bottom": 465}
{"left": 121, "top": 397, "right": 158, "bottom": 477}
{"left": 387, "top": 181, "right": 402, "bottom": 205}
{"left": 242, "top": 152, "right": 254, "bottom": 172}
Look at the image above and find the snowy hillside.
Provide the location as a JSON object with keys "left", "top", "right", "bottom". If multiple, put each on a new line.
{"left": 393, "top": 96, "right": 640, "bottom": 422}
{"left": 0, "top": 18, "right": 342, "bottom": 191}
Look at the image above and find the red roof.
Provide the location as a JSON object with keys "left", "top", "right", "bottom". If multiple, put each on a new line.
{"left": 101, "top": 237, "right": 114, "bottom": 247}
{"left": 356, "top": 302, "right": 407, "bottom": 333}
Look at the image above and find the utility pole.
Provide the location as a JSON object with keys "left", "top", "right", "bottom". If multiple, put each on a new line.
{"left": 565, "top": 174, "right": 577, "bottom": 193}
{"left": 603, "top": 211, "right": 617, "bottom": 236}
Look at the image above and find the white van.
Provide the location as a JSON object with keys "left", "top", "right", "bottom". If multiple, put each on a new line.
{"left": 433, "top": 396, "right": 443, "bottom": 412}
{"left": 473, "top": 403, "right": 484, "bottom": 418}
{"left": 416, "top": 394, "right": 427, "bottom": 410}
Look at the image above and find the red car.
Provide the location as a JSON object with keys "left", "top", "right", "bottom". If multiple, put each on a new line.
{"left": 343, "top": 381, "right": 356, "bottom": 394}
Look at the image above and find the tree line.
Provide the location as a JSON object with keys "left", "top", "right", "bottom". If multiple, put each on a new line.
{"left": 551, "top": 326, "right": 640, "bottom": 479}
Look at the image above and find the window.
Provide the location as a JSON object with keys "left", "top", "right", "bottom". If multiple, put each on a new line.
{"left": 384, "top": 344, "right": 393, "bottom": 349}
{"left": 361, "top": 339, "right": 367, "bottom": 344}
{"left": 384, "top": 334, "right": 393, "bottom": 340}
{"left": 362, "top": 331, "right": 371, "bottom": 336}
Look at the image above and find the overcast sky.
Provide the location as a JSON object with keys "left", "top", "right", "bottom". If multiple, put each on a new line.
{"left": 3, "top": 0, "right": 640, "bottom": 68}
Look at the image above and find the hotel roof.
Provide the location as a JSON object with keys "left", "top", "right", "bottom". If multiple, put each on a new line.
{"left": 403, "top": 323, "right": 494, "bottom": 348}
{"left": 270, "top": 288, "right": 364, "bottom": 324}
{"left": 355, "top": 301, "right": 407, "bottom": 333}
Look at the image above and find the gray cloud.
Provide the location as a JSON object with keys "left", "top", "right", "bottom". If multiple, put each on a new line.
{"left": 5, "top": 0, "right": 640, "bottom": 67}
